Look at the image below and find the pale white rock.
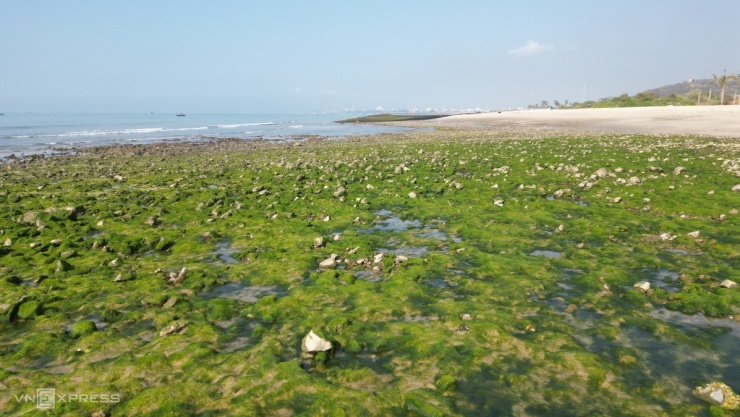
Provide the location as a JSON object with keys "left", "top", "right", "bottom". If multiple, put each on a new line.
{"left": 373, "top": 253, "right": 384, "bottom": 264}
{"left": 720, "top": 279, "right": 737, "bottom": 288}
{"left": 301, "top": 330, "right": 332, "bottom": 353}
{"left": 686, "top": 231, "right": 700, "bottom": 238}
{"left": 313, "top": 237, "right": 325, "bottom": 248}
{"left": 732, "top": 184, "right": 740, "bottom": 192}
{"left": 319, "top": 255, "right": 338, "bottom": 269}
{"left": 629, "top": 176, "right": 641, "bottom": 185}
{"left": 659, "top": 233, "right": 674, "bottom": 241}
{"left": 408, "top": 191, "right": 417, "bottom": 199}
{"left": 634, "top": 281, "right": 651, "bottom": 292}
{"left": 673, "top": 166, "right": 686, "bottom": 175}
{"left": 109, "top": 258, "right": 120, "bottom": 268}
{"left": 333, "top": 234, "right": 342, "bottom": 241}
{"left": 708, "top": 190, "right": 715, "bottom": 195}
{"left": 395, "top": 255, "right": 408, "bottom": 264}
{"left": 493, "top": 199, "right": 504, "bottom": 207}
{"left": 557, "top": 224, "right": 566, "bottom": 232}
{"left": 3, "top": 238, "right": 11, "bottom": 247}
{"left": 594, "top": 168, "right": 608, "bottom": 178}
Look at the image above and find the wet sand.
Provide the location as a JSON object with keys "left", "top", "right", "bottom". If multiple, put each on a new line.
{"left": 425, "top": 106, "right": 740, "bottom": 138}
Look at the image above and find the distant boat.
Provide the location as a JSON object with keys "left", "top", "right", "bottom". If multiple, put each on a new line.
{"left": 176, "top": 113, "right": 185, "bottom": 117}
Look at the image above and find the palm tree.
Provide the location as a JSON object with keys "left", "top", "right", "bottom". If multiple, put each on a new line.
{"left": 713, "top": 70, "right": 736, "bottom": 105}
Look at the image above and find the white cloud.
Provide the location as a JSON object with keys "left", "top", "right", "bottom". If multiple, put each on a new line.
{"left": 506, "top": 40, "right": 554, "bottom": 55}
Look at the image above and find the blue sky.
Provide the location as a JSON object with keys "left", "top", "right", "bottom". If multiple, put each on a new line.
{"left": 2, "top": 1, "right": 739, "bottom": 113}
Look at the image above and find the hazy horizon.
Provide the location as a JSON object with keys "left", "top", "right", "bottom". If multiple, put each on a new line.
{"left": 2, "top": 1, "right": 740, "bottom": 113}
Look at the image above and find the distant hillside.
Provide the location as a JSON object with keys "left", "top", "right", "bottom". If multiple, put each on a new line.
{"left": 566, "top": 75, "right": 740, "bottom": 109}
{"left": 643, "top": 77, "right": 740, "bottom": 98}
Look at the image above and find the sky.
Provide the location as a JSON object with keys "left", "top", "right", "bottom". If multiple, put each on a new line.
{"left": 1, "top": 0, "right": 740, "bottom": 113}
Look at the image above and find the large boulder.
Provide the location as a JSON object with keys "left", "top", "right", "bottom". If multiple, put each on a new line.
{"left": 301, "top": 330, "right": 332, "bottom": 353}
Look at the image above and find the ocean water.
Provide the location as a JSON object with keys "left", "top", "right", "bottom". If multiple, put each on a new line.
{"left": 0, "top": 112, "right": 412, "bottom": 157}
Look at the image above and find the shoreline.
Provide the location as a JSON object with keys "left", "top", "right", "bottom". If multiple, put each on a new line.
{"left": 419, "top": 105, "right": 740, "bottom": 138}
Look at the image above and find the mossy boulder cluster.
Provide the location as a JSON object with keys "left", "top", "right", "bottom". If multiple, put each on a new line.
{"left": 0, "top": 129, "right": 738, "bottom": 415}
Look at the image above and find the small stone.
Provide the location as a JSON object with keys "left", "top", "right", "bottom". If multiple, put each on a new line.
{"left": 145, "top": 217, "right": 159, "bottom": 227}
{"left": 333, "top": 234, "right": 341, "bottom": 241}
{"left": 50, "top": 239, "right": 62, "bottom": 246}
{"left": 594, "top": 168, "right": 608, "bottom": 178}
{"left": 319, "top": 256, "right": 337, "bottom": 269}
{"left": 109, "top": 258, "right": 120, "bottom": 268}
{"left": 3, "top": 238, "right": 11, "bottom": 247}
{"left": 673, "top": 166, "right": 686, "bottom": 175}
{"left": 708, "top": 190, "right": 715, "bottom": 195}
{"left": 313, "top": 237, "right": 325, "bottom": 248}
{"left": 159, "top": 320, "right": 188, "bottom": 337}
{"left": 493, "top": 199, "right": 504, "bottom": 207}
{"left": 395, "top": 255, "right": 408, "bottom": 264}
{"left": 732, "top": 184, "right": 740, "bottom": 192}
{"left": 113, "top": 274, "right": 124, "bottom": 282}
{"left": 461, "top": 314, "right": 472, "bottom": 320}
{"left": 693, "top": 382, "right": 740, "bottom": 409}
{"left": 659, "top": 233, "right": 674, "bottom": 241}
{"left": 301, "top": 330, "right": 332, "bottom": 353}
{"left": 333, "top": 187, "right": 347, "bottom": 198}
{"left": 686, "top": 231, "right": 700, "bottom": 238}
{"left": 373, "top": 253, "right": 384, "bottom": 264}
{"left": 628, "top": 176, "right": 641, "bottom": 185}
{"left": 70, "top": 320, "right": 98, "bottom": 338}
{"left": 408, "top": 191, "right": 417, "bottom": 199}
{"left": 557, "top": 224, "right": 565, "bottom": 232}
{"left": 668, "top": 185, "right": 675, "bottom": 190}
{"left": 720, "top": 279, "right": 737, "bottom": 289}
{"left": 575, "top": 242, "right": 584, "bottom": 249}
{"left": 633, "top": 281, "right": 650, "bottom": 292}
{"left": 162, "top": 296, "right": 179, "bottom": 309}
{"left": 732, "top": 209, "right": 739, "bottom": 215}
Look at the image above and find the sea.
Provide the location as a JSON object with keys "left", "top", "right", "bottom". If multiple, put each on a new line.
{"left": 0, "top": 112, "right": 414, "bottom": 158}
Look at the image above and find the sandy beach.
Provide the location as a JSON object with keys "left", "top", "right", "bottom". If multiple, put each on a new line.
{"left": 426, "top": 106, "right": 740, "bottom": 138}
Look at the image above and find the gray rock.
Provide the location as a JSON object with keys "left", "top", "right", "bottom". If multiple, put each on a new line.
{"left": 333, "top": 187, "right": 347, "bottom": 198}
{"left": 302, "top": 330, "right": 332, "bottom": 353}
{"left": 594, "top": 168, "right": 608, "bottom": 178}
{"left": 673, "top": 166, "right": 686, "bottom": 175}
{"left": 159, "top": 320, "right": 188, "bottom": 337}
{"left": 633, "top": 281, "right": 651, "bottom": 292}
{"left": 720, "top": 279, "right": 737, "bottom": 289}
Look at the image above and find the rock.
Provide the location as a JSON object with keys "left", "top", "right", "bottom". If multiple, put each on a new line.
{"left": 113, "top": 274, "right": 125, "bottom": 282}
{"left": 673, "top": 166, "right": 686, "bottom": 175}
{"left": 333, "top": 187, "right": 347, "bottom": 198}
{"left": 70, "top": 320, "right": 98, "bottom": 338}
{"left": 732, "top": 184, "right": 740, "bottom": 192}
{"left": 60, "top": 250, "right": 75, "bottom": 259}
{"left": 91, "top": 410, "right": 110, "bottom": 417}
{"left": 21, "top": 211, "right": 38, "bottom": 225}
{"left": 50, "top": 239, "right": 62, "bottom": 246}
{"left": 648, "top": 166, "right": 663, "bottom": 173}
{"left": 628, "top": 176, "right": 641, "bottom": 185}
{"left": 319, "top": 255, "right": 338, "bottom": 269}
{"left": 553, "top": 189, "right": 565, "bottom": 198}
{"left": 145, "top": 217, "right": 159, "bottom": 227}
{"left": 3, "top": 238, "right": 11, "bottom": 247}
{"left": 732, "top": 209, "right": 739, "bottom": 215}
{"left": 453, "top": 181, "right": 464, "bottom": 190}
{"left": 575, "top": 243, "right": 584, "bottom": 249}
{"left": 461, "top": 314, "right": 472, "bottom": 320}
{"left": 55, "top": 259, "right": 72, "bottom": 273}
{"left": 159, "top": 320, "right": 188, "bottom": 337}
{"left": 686, "top": 231, "right": 700, "bottom": 238}
{"left": 109, "top": 258, "right": 120, "bottom": 268}
{"left": 313, "top": 237, "right": 325, "bottom": 248}
{"left": 395, "top": 255, "right": 408, "bottom": 264}
{"left": 565, "top": 304, "right": 578, "bottom": 313}
{"left": 633, "top": 281, "right": 651, "bottom": 292}
{"left": 594, "top": 168, "right": 608, "bottom": 178}
{"left": 408, "top": 191, "right": 417, "bottom": 199}
{"left": 162, "top": 296, "right": 179, "bottom": 309}
{"left": 171, "top": 267, "right": 188, "bottom": 284}
{"left": 333, "top": 234, "right": 341, "bottom": 241}
{"left": 373, "top": 253, "right": 384, "bottom": 264}
{"left": 493, "top": 199, "right": 504, "bottom": 207}
{"left": 720, "top": 279, "right": 737, "bottom": 289}
{"left": 301, "top": 330, "right": 332, "bottom": 353}
{"left": 693, "top": 382, "right": 740, "bottom": 409}
{"left": 659, "top": 233, "right": 674, "bottom": 241}
{"left": 556, "top": 224, "right": 565, "bottom": 232}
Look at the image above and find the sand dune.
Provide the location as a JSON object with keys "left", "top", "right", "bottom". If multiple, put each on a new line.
{"left": 429, "top": 106, "right": 740, "bottom": 138}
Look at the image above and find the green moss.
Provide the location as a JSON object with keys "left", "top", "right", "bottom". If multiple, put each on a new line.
{"left": 70, "top": 320, "right": 98, "bottom": 338}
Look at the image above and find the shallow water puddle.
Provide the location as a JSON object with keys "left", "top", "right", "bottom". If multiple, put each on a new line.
{"left": 530, "top": 249, "right": 562, "bottom": 259}
{"left": 212, "top": 240, "right": 239, "bottom": 264}
{"left": 353, "top": 269, "right": 383, "bottom": 283}
{"left": 203, "top": 283, "right": 285, "bottom": 303}
{"left": 367, "top": 210, "right": 420, "bottom": 232}
{"left": 665, "top": 248, "right": 703, "bottom": 256}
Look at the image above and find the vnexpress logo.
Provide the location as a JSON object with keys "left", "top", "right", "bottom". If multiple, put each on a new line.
{"left": 36, "top": 388, "right": 56, "bottom": 409}
{"left": 14, "top": 388, "right": 120, "bottom": 409}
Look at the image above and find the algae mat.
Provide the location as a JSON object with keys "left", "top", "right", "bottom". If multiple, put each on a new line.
{"left": 0, "top": 130, "right": 738, "bottom": 416}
